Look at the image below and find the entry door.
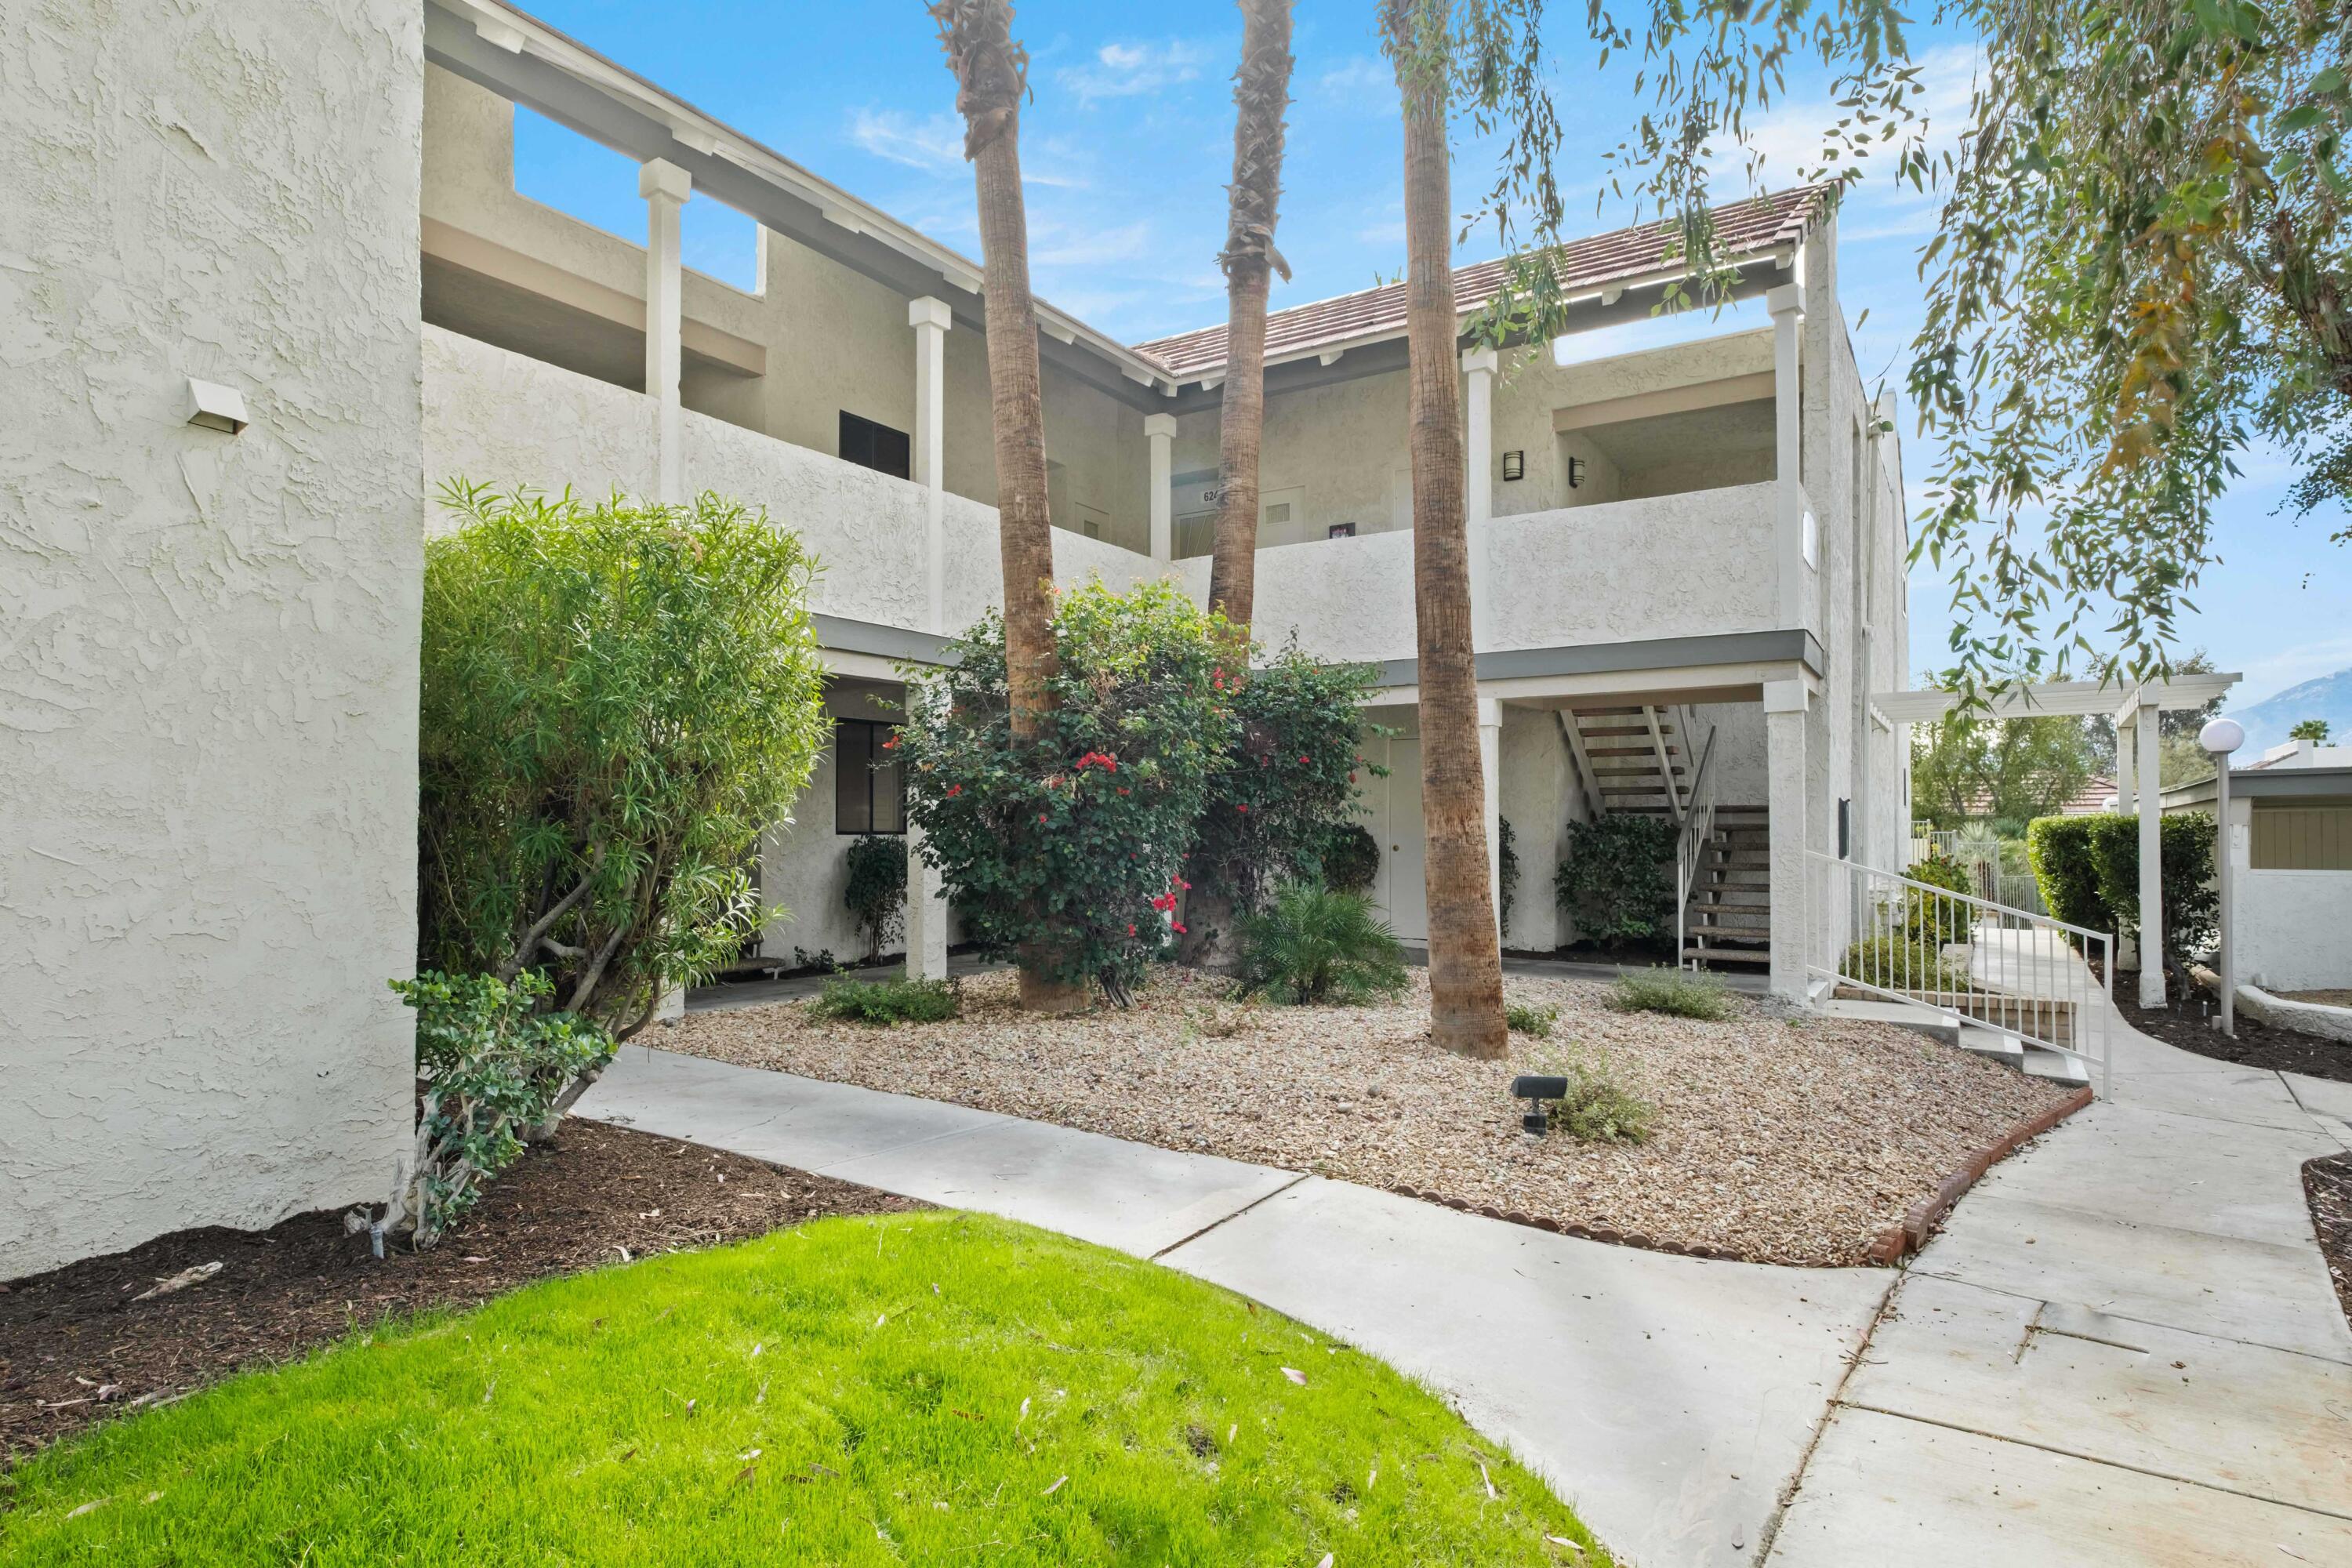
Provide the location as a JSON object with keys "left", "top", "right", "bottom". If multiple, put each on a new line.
{"left": 1377, "top": 737, "right": 1428, "bottom": 942}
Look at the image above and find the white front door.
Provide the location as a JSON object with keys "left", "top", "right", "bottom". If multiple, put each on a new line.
{"left": 1376, "top": 736, "right": 1428, "bottom": 942}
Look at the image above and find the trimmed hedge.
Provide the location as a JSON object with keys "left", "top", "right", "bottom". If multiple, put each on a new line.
{"left": 2026, "top": 811, "right": 2217, "bottom": 964}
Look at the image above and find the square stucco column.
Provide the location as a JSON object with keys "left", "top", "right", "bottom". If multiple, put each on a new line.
{"left": 2136, "top": 697, "right": 2165, "bottom": 1006}
{"left": 2115, "top": 713, "right": 2137, "bottom": 813}
{"left": 909, "top": 296, "right": 952, "bottom": 633}
{"left": 1479, "top": 698, "right": 1504, "bottom": 940}
{"left": 1765, "top": 678, "right": 1812, "bottom": 1001}
{"left": 906, "top": 686, "right": 952, "bottom": 982}
{"left": 1462, "top": 347, "right": 1497, "bottom": 648}
{"left": 1767, "top": 282, "right": 1808, "bottom": 629}
{"left": 1145, "top": 412, "right": 1177, "bottom": 563}
{"left": 641, "top": 158, "right": 691, "bottom": 505}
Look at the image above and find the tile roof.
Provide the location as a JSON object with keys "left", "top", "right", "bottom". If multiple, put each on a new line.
{"left": 1132, "top": 185, "right": 1831, "bottom": 380}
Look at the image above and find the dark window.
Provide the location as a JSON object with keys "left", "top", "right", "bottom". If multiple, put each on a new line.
{"left": 833, "top": 718, "right": 906, "bottom": 834}
{"left": 839, "top": 411, "right": 912, "bottom": 479}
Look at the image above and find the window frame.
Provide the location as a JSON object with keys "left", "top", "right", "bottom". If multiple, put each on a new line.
{"left": 838, "top": 410, "right": 912, "bottom": 480}
{"left": 833, "top": 717, "right": 906, "bottom": 836}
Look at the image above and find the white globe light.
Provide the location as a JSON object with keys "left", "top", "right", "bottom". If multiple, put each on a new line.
{"left": 2199, "top": 717, "right": 2245, "bottom": 756}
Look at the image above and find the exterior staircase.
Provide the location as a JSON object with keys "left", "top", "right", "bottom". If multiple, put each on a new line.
{"left": 1682, "top": 805, "right": 1772, "bottom": 968}
{"left": 1559, "top": 705, "right": 1690, "bottom": 817}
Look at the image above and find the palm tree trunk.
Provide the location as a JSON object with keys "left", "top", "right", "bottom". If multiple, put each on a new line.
{"left": 933, "top": 0, "right": 1083, "bottom": 1013}
{"left": 1206, "top": 0, "right": 1295, "bottom": 631}
{"left": 1387, "top": 0, "right": 1506, "bottom": 1059}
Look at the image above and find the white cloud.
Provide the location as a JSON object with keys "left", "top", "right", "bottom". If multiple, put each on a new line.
{"left": 1032, "top": 220, "right": 1154, "bottom": 268}
{"left": 847, "top": 108, "right": 964, "bottom": 173}
{"left": 1057, "top": 39, "right": 1211, "bottom": 104}
{"left": 1316, "top": 55, "right": 1392, "bottom": 106}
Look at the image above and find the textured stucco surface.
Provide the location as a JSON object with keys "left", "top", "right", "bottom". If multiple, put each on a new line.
{"left": 0, "top": 0, "right": 424, "bottom": 1279}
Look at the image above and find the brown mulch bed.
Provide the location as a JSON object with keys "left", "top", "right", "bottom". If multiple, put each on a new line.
{"left": 2307, "top": 1152, "right": 2352, "bottom": 1334}
{"left": 0, "top": 1120, "right": 916, "bottom": 1461}
{"left": 666, "top": 966, "right": 2072, "bottom": 1269}
{"left": 2111, "top": 972, "right": 2352, "bottom": 1083}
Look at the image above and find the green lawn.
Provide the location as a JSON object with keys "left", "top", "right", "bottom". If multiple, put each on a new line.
{"left": 0, "top": 1212, "right": 1608, "bottom": 1566}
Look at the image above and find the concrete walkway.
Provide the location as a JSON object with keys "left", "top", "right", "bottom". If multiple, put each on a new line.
{"left": 575, "top": 1008, "right": 2352, "bottom": 1567}
{"left": 575, "top": 1044, "right": 1889, "bottom": 1566}
{"left": 1765, "top": 1017, "right": 2352, "bottom": 1566}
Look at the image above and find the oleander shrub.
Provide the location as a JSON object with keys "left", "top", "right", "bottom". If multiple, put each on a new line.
{"left": 384, "top": 970, "right": 615, "bottom": 1250}
{"left": 1239, "top": 884, "right": 1410, "bottom": 1004}
{"left": 1606, "top": 967, "right": 1733, "bottom": 1021}
{"left": 417, "top": 484, "right": 826, "bottom": 1036}
{"left": 1320, "top": 822, "right": 1382, "bottom": 895}
{"left": 808, "top": 975, "right": 960, "bottom": 1026}
{"left": 1555, "top": 814, "right": 1677, "bottom": 947}
{"left": 897, "top": 581, "right": 1236, "bottom": 1006}
{"left": 843, "top": 833, "right": 908, "bottom": 963}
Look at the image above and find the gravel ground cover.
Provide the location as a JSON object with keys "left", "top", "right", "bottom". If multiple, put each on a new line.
{"left": 663, "top": 967, "right": 2071, "bottom": 1267}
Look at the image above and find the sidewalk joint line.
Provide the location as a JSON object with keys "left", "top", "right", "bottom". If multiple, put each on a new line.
{"left": 1749, "top": 1265, "right": 1904, "bottom": 1566}
{"left": 1149, "top": 1173, "right": 1310, "bottom": 1261}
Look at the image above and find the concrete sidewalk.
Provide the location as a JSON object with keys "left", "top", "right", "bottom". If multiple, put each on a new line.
{"left": 1765, "top": 1020, "right": 2352, "bottom": 1566}
{"left": 576, "top": 1044, "right": 1889, "bottom": 1566}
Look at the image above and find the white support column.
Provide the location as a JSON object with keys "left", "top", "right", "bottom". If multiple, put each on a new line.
{"left": 2136, "top": 697, "right": 2165, "bottom": 1007}
{"left": 905, "top": 685, "right": 951, "bottom": 982}
{"left": 1767, "top": 283, "right": 1809, "bottom": 630}
{"left": 1144, "top": 412, "right": 1177, "bottom": 564}
{"left": 2114, "top": 713, "right": 2137, "bottom": 814}
{"left": 1765, "top": 677, "right": 1812, "bottom": 1001}
{"left": 909, "top": 297, "right": 953, "bottom": 633}
{"left": 640, "top": 158, "right": 692, "bottom": 505}
{"left": 1478, "top": 697, "right": 1504, "bottom": 942}
{"left": 1462, "top": 347, "right": 1497, "bottom": 650}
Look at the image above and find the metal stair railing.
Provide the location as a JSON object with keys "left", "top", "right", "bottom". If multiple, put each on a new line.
{"left": 1674, "top": 722, "right": 1720, "bottom": 968}
{"left": 1803, "top": 849, "right": 2116, "bottom": 1094}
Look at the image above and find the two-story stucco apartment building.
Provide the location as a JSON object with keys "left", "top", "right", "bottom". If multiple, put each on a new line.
{"left": 3, "top": 0, "right": 1911, "bottom": 1278}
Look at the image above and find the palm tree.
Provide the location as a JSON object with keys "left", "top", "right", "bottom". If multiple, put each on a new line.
{"left": 931, "top": 0, "right": 1083, "bottom": 1013}
{"left": 1384, "top": 0, "right": 1506, "bottom": 1059}
{"left": 1206, "top": 0, "right": 1295, "bottom": 631}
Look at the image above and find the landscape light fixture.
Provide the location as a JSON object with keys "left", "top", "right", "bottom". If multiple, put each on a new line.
{"left": 2199, "top": 716, "right": 2245, "bottom": 1035}
{"left": 1501, "top": 449, "right": 1525, "bottom": 481}
{"left": 1512, "top": 1073, "right": 1567, "bottom": 1135}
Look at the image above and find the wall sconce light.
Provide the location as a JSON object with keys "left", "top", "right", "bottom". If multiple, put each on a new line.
{"left": 1501, "top": 449, "right": 1525, "bottom": 481}
{"left": 1566, "top": 456, "right": 1586, "bottom": 490}
{"left": 184, "top": 377, "right": 249, "bottom": 435}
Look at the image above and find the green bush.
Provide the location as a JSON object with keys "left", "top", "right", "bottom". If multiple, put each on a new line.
{"left": 1188, "top": 639, "right": 1384, "bottom": 919}
{"left": 1840, "top": 934, "right": 1975, "bottom": 993}
{"left": 1498, "top": 817, "right": 1520, "bottom": 939}
{"left": 1555, "top": 815, "right": 1677, "bottom": 947}
{"left": 1527, "top": 1051, "right": 1656, "bottom": 1144}
{"left": 2086, "top": 811, "right": 2219, "bottom": 964}
{"left": 1606, "top": 967, "right": 1732, "bottom": 1021}
{"left": 1504, "top": 1000, "right": 1559, "bottom": 1037}
{"left": 1320, "top": 822, "right": 1381, "bottom": 895}
{"left": 898, "top": 581, "right": 1236, "bottom": 1003}
{"left": 386, "top": 971, "right": 615, "bottom": 1250}
{"left": 842, "top": 833, "right": 908, "bottom": 963}
{"left": 808, "top": 975, "right": 960, "bottom": 1025}
{"left": 1904, "top": 849, "right": 1976, "bottom": 943}
{"left": 417, "top": 485, "right": 827, "bottom": 1034}
{"left": 1239, "top": 884, "right": 1410, "bottom": 1004}
{"left": 2027, "top": 815, "right": 2110, "bottom": 937}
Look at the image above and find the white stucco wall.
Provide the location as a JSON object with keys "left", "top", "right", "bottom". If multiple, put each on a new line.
{"left": 2, "top": 0, "right": 424, "bottom": 1279}
{"left": 2238, "top": 869, "right": 2352, "bottom": 990}
{"left": 758, "top": 684, "right": 902, "bottom": 964}
{"left": 423, "top": 323, "right": 657, "bottom": 510}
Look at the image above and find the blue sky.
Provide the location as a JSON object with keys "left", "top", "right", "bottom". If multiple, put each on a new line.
{"left": 511, "top": 0, "right": 2352, "bottom": 710}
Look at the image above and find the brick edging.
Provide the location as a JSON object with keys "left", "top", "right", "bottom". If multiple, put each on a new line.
{"left": 1863, "top": 1085, "right": 2096, "bottom": 1264}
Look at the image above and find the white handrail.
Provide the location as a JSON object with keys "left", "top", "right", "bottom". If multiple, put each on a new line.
{"left": 1803, "top": 849, "right": 2116, "bottom": 1094}
{"left": 1675, "top": 724, "right": 1719, "bottom": 969}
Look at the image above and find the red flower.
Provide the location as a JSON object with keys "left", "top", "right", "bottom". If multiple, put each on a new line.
{"left": 1298, "top": 755, "right": 1311, "bottom": 765}
{"left": 880, "top": 736, "right": 898, "bottom": 750}
{"left": 1037, "top": 813, "right": 1047, "bottom": 824}
{"left": 946, "top": 784, "right": 962, "bottom": 797}
{"left": 1127, "top": 924, "right": 1137, "bottom": 937}
{"left": 1171, "top": 921, "right": 1187, "bottom": 935}
{"left": 1236, "top": 803, "right": 1250, "bottom": 814}
{"left": 1117, "top": 786, "right": 1130, "bottom": 795}
{"left": 1348, "top": 771, "right": 1357, "bottom": 783}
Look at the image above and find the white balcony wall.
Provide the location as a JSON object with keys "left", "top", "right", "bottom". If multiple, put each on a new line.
{"left": 1489, "top": 484, "right": 1780, "bottom": 650}
{"left": 424, "top": 323, "right": 657, "bottom": 511}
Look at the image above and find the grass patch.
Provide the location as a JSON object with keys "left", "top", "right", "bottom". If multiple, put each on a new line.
{"left": 1605, "top": 967, "right": 1733, "bottom": 1022}
{"left": 1504, "top": 1001, "right": 1559, "bottom": 1038}
{"left": 807, "top": 975, "right": 959, "bottom": 1025}
{"left": 0, "top": 1213, "right": 1608, "bottom": 1566}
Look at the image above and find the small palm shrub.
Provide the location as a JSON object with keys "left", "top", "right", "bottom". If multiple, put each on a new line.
{"left": 1606, "top": 967, "right": 1732, "bottom": 1021}
{"left": 1239, "top": 884, "right": 1409, "bottom": 1004}
{"left": 809, "top": 975, "right": 960, "bottom": 1025}
{"left": 1841, "top": 934, "right": 1975, "bottom": 994}
{"left": 1504, "top": 1000, "right": 1559, "bottom": 1037}
{"left": 1528, "top": 1050, "right": 1655, "bottom": 1144}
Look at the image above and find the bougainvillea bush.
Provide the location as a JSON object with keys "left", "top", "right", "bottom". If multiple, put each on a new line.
{"left": 898, "top": 581, "right": 1238, "bottom": 1004}
{"left": 1181, "top": 639, "right": 1384, "bottom": 964}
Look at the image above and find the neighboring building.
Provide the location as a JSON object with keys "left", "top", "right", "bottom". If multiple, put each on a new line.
{"left": 1958, "top": 775, "right": 2119, "bottom": 822}
{"left": 2243, "top": 738, "right": 2352, "bottom": 771}
{"left": 2166, "top": 766, "right": 2352, "bottom": 991}
{"left": 3, "top": 0, "right": 1912, "bottom": 1276}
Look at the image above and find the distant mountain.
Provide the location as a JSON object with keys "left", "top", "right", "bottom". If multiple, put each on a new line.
{"left": 2227, "top": 666, "right": 2352, "bottom": 754}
